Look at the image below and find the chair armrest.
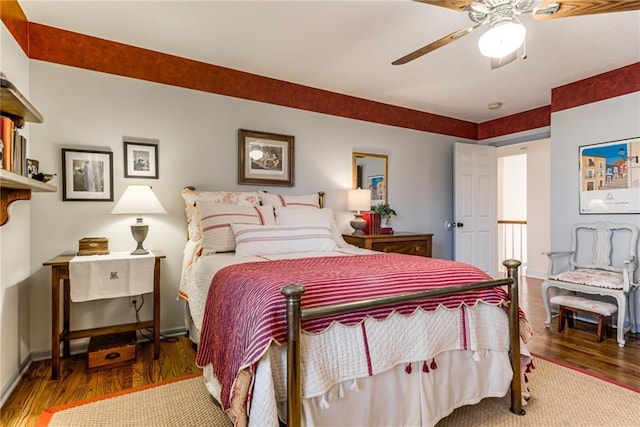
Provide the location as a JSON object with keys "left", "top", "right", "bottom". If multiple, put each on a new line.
{"left": 543, "top": 251, "right": 574, "bottom": 277}
{"left": 542, "top": 251, "right": 574, "bottom": 257}
{"left": 622, "top": 255, "right": 636, "bottom": 266}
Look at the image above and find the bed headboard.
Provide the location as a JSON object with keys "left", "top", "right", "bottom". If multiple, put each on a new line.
{"left": 183, "top": 187, "right": 325, "bottom": 208}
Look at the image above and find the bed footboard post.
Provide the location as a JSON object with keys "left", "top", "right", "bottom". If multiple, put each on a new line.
{"left": 281, "top": 284, "right": 305, "bottom": 427}
{"left": 503, "top": 259, "right": 525, "bottom": 416}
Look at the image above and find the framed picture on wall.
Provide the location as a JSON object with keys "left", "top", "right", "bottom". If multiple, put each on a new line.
{"left": 62, "top": 148, "right": 113, "bottom": 201}
{"left": 578, "top": 137, "right": 640, "bottom": 214}
{"left": 238, "top": 129, "right": 294, "bottom": 186}
{"left": 124, "top": 139, "right": 159, "bottom": 179}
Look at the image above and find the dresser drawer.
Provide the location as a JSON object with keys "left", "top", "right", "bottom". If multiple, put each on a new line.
{"left": 372, "top": 240, "right": 430, "bottom": 256}
{"left": 343, "top": 232, "right": 433, "bottom": 257}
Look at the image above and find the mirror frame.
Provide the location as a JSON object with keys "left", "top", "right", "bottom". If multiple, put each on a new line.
{"left": 352, "top": 152, "right": 388, "bottom": 206}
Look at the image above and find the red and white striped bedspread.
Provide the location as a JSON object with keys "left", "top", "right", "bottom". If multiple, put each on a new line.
{"left": 195, "top": 253, "right": 516, "bottom": 412}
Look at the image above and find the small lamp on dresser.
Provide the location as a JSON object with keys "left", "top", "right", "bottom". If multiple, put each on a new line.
{"left": 347, "top": 188, "right": 371, "bottom": 236}
{"left": 111, "top": 185, "right": 166, "bottom": 255}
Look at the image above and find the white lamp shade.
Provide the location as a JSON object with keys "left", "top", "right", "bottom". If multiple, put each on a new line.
{"left": 111, "top": 185, "right": 167, "bottom": 216}
{"left": 347, "top": 189, "right": 371, "bottom": 212}
{"left": 478, "top": 21, "right": 526, "bottom": 59}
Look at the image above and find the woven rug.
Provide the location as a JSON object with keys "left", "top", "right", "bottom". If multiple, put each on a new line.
{"left": 37, "top": 356, "right": 639, "bottom": 427}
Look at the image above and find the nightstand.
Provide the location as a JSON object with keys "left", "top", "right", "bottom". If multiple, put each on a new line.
{"left": 343, "top": 232, "right": 433, "bottom": 257}
{"left": 43, "top": 250, "right": 165, "bottom": 379}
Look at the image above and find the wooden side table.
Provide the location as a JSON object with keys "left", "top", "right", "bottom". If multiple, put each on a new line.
{"left": 343, "top": 232, "right": 433, "bottom": 257}
{"left": 43, "top": 250, "right": 165, "bottom": 379}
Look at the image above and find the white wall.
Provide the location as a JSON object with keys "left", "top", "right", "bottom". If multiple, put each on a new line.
{"left": 497, "top": 140, "right": 551, "bottom": 279}
{"left": 23, "top": 61, "right": 469, "bottom": 361}
{"left": 550, "top": 93, "right": 640, "bottom": 329}
{"left": 0, "top": 25, "right": 32, "bottom": 406}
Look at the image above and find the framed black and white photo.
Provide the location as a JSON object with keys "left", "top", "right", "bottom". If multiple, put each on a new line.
{"left": 26, "top": 158, "right": 39, "bottom": 178}
{"left": 124, "top": 139, "right": 159, "bottom": 179}
{"left": 238, "top": 129, "right": 294, "bottom": 186}
{"left": 62, "top": 148, "right": 113, "bottom": 201}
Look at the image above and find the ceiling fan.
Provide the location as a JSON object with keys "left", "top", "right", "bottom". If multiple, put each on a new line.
{"left": 392, "top": 0, "right": 640, "bottom": 66}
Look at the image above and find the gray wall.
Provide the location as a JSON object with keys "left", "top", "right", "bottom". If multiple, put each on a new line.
{"left": 25, "top": 61, "right": 467, "bottom": 359}
{"left": 550, "top": 92, "right": 640, "bottom": 330}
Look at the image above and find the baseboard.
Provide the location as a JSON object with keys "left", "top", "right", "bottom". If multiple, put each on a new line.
{"left": 0, "top": 354, "right": 32, "bottom": 409}
{"left": 524, "top": 269, "right": 546, "bottom": 280}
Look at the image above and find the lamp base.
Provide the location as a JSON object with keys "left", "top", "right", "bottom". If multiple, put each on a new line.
{"left": 130, "top": 219, "right": 149, "bottom": 255}
{"left": 350, "top": 214, "right": 367, "bottom": 236}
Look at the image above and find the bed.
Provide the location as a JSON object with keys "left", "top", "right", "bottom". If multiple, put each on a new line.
{"left": 178, "top": 188, "right": 533, "bottom": 427}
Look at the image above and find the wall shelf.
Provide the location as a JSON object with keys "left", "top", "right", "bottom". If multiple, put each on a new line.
{"left": 1, "top": 77, "right": 53, "bottom": 226}
{"left": 0, "top": 170, "right": 56, "bottom": 226}
{"left": 1, "top": 78, "right": 43, "bottom": 125}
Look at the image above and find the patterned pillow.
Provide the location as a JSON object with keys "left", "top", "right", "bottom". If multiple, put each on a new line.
{"left": 259, "top": 191, "right": 320, "bottom": 209}
{"left": 231, "top": 224, "right": 336, "bottom": 257}
{"left": 181, "top": 188, "right": 260, "bottom": 240}
{"left": 196, "top": 202, "right": 276, "bottom": 254}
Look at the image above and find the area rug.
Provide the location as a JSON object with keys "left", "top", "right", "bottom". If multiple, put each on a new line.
{"left": 37, "top": 356, "right": 639, "bottom": 427}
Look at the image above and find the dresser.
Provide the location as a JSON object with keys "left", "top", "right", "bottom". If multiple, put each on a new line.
{"left": 342, "top": 232, "right": 433, "bottom": 257}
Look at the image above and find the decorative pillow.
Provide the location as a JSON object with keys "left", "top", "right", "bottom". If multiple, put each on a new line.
{"left": 275, "top": 206, "right": 332, "bottom": 227}
{"left": 231, "top": 224, "right": 337, "bottom": 257}
{"left": 181, "top": 188, "right": 260, "bottom": 240}
{"left": 196, "top": 202, "right": 275, "bottom": 254}
{"left": 275, "top": 206, "right": 349, "bottom": 248}
{"left": 259, "top": 191, "right": 320, "bottom": 209}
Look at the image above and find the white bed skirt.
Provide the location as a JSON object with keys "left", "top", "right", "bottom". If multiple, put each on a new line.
{"left": 203, "top": 348, "right": 512, "bottom": 427}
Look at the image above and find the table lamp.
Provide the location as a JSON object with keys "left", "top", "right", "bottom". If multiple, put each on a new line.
{"left": 347, "top": 188, "right": 371, "bottom": 235}
{"left": 111, "top": 185, "right": 166, "bottom": 255}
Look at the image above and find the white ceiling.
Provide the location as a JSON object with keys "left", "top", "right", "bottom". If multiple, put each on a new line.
{"left": 18, "top": 0, "right": 640, "bottom": 123}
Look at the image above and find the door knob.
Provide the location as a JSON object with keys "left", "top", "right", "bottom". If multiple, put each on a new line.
{"left": 456, "top": 222, "right": 464, "bottom": 228}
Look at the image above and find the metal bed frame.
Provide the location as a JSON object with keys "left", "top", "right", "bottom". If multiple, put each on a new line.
{"left": 281, "top": 259, "right": 525, "bottom": 426}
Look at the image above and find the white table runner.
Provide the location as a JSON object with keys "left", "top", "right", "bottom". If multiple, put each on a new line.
{"left": 69, "top": 251, "right": 155, "bottom": 302}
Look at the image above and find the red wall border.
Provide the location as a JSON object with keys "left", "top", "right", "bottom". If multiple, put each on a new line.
{"left": 551, "top": 63, "right": 640, "bottom": 113}
{"left": 478, "top": 106, "right": 551, "bottom": 140}
{"left": 27, "top": 23, "right": 477, "bottom": 140}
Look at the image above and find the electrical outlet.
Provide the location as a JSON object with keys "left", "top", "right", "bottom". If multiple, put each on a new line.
{"left": 129, "top": 296, "right": 138, "bottom": 307}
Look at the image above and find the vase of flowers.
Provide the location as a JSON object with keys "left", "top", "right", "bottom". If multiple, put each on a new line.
{"left": 373, "top": 203, "right": 397, "bottom": 228}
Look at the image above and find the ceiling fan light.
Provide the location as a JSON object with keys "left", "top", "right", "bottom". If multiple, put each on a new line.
{"left": 478, "top": 21, "right": 526, "bottom": 59}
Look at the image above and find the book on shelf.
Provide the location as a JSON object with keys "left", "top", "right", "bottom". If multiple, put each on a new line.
{"left": 380, "top": 226, "right": 394, "bottom": 235}
{"left": 362, "top": 211, "right": 380, "bottom": 235}
{"left": 0, "top": 115, "right": 13, "bottom": 171}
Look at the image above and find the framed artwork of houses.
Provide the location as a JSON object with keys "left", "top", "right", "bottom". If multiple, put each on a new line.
{"left": 579, "top": 137, "right": 640, "bottom": 214}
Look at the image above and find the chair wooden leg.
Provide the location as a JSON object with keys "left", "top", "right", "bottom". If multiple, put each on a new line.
{"left": 558, "top": 306, "right": 566, "bottom": 332}
{"left": 596, "top": 316, "right": 605, "bottom": 342}
{"left": 565, "top": 308, "right": 575, "bottom": 329}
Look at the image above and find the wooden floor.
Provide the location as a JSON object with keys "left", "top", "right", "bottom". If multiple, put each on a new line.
{"left": 1, "top": 276, "right": 638, "bottom": 426}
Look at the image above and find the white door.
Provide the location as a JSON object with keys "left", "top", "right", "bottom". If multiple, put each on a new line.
{"left": 452, "top": 143, "right": 498, "bottom": 277}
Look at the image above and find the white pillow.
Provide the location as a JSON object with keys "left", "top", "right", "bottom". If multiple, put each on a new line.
{"left": 259, "top": 191, "right": 321, "bottom": 208}
{"left": 275, "top": 206, "right": 332, "bottom": 227}
{"left": 196, "top": 202, "right": 276, "bottom": 254}
{"left": 231, "top": 224, "right": 337, "bottom": 257}
{"left": 275, "top": 206, "right": 349, "bottom": 248}
{"left": 181, "top": 188, "right": 261, "bottom": 240}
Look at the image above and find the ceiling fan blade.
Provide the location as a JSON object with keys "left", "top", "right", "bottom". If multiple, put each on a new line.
{"left": 490, "top": 51, "right": 518, "bottom": 69}
{"left": 413, "top": 0, "right": 474, "bottom": 12}
{"left": 392, "top": 24, "right": 481, "bottom": 65}
{"left": 534, "top": 0, "right": 640, "bottom": 20}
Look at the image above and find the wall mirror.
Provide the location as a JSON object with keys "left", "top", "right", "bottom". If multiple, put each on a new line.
{"left": 353, "top": 152, "right": 388, "bottom": 206}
